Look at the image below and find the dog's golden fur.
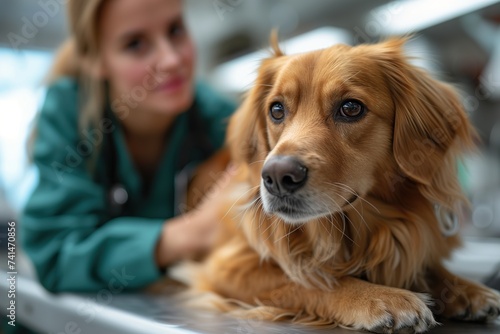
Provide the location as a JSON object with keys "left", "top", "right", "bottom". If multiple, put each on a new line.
{"left": 179, "top": 38, "right": 500, "bottom": 333}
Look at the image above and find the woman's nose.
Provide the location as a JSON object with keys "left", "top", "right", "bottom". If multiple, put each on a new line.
{"left": 155, "top": 39, "right": 182, "bottom": 73}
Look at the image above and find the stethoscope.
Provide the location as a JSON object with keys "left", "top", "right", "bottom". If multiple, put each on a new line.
{"left": 104, "top": 109, "right": 129, "bottom": 218}
{"left": 104, "top": 102, "right": 215, "bottom": 219}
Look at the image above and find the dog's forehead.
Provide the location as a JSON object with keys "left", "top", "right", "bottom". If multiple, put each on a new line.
{"left": 277, "top": 44, "right": 379, "bottom": 83}
{"left": 270, "top": 44, "right": 383, "bottom": 101}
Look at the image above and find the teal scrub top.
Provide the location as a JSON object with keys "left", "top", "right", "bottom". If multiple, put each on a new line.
{"left": 21, "top": 77, "right": 236, "bottom": 292}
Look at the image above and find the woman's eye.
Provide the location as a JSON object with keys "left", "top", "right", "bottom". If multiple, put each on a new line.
{"left": 339, "top": 100, "right": 365, "bottom": 119}
{"left": 270, "top": 102, "right": 286, "bottom": 123}
{"left": 169, "top": 21, "right": 185, "bottom": 38}
{"left": 125, "top": 38, "right": 144, "bottom": 52}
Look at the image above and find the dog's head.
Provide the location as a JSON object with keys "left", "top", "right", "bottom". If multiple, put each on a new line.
{"left": 227, "top": 37, "right": 475, "bottom": 225}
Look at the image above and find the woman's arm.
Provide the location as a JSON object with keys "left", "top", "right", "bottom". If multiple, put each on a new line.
{"left": 22, "top": 80, "right": 165, "bottom": 292}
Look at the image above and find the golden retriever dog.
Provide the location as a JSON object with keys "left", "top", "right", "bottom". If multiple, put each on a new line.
{"left": 178, "top": 37, "right": 500, "bottom": 333}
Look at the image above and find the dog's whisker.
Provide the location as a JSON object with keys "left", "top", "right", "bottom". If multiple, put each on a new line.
{"left": 315, "top": 202, "right": 338, "bottom": 245}
{"left": 263, "top": 216, "right": 280, "bottom": 243}
{"left": 235, "top": 192, "right": 261, "bottom": 232}
{"left": 330, "top": 190, "right": 370, "bottom": 233}
{"left": 221, "top": 185, "right": 260, "bottom": 222}
{"left": 236, "top": 186, "right": 261, "bottom": 211}
{"left": 320, "top": 215, "right": 334, "bottom": 241}
{"left": 237, "top": 196, "right": 261, "bottom": 226}
{"left": 256, "top": 200, "right": 266, "bottom": 231}
{"left": 321, "top": 203, "right": 342, "bottom": 238}
{"left": 236, "top": 194, "right": 260, "bottom": 217}
{"left": 261, "top": 211, "right": 279, "bottom": 241}
{"left": 248, "top": 159, "right": 267, "bottom": 166}
{"left": 320, "top": 200, "right": 345, "bottom": 245}
{"left": 325, "top": 182, "right": 380, "bottom": 230}
{"left": 334, "top": 195, "right": 373, "bottom": 234}
{"left": 330, "top": 214, "right": 359, "bottom": 248}
{"left": 259, "top": 208, "right": 276, "bottom": 235}
{"left": 253, "top": 200, "right": 263, "bottom": 229}
{"left": 270, "top": 216, "right": 283, "bottom": 241}
{"left": 248, "top": 196, "right": 262, "bottom": 222}
{"left": 274, "top": 222, "right": 303, "bottom": 244}
{"left": 320, "top": 195, "right": 359, "bottom": 247}
{"left": 325, "top": 215, "right": 335, "bottom": 241}
{"left": 339, "top": 213, "right": 347, "bottom": 244}
{"left": 322, "top": 193, "right": 361, "bottom": 243}
{"left": 342, "top": 211, "right": 361, "bottom": 241}
{"left": 326, "top": 182, "right": 380, "bottom": 215}
{"left": 333, "top": 203, "right": 352, "bottom": 244}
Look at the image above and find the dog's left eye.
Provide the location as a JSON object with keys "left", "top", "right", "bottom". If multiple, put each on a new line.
{"left": 339, "top": 100, "right": 365, "bottom": 119}
{"left": 270, "top": 102, "right": 286, "bottom": 123}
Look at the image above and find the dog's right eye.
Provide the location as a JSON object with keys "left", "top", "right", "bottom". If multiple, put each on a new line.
{"left": 335, "top": 100, "right": 366, "bottom": 122}
{"left": 270, "top": 102, "right": 286, "bottom": 123}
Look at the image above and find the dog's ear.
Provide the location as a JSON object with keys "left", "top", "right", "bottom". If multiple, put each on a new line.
{"left": 227, "top": 34, "right": 285, "bottom": 164}
{"left": 374, "top": 38, "right": 475, "bottom": 186}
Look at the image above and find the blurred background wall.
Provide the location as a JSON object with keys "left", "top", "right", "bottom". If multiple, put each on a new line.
{"left": 1, "top": 0, "right": 500, "bottom": 239}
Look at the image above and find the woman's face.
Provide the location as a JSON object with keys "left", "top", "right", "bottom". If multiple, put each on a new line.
{"left": 99, "top": 0, "right": 195, "bottom": 117}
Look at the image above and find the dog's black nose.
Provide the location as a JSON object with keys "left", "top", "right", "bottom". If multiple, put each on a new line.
{"left": 262, "top": 156, "right": 308, "bottom": 196}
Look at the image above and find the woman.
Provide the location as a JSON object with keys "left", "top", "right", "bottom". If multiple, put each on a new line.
{"left": 21, "top": 0, "right": 236, "bottom": 292}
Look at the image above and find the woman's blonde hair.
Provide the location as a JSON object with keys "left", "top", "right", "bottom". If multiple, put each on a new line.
{"left": 48, "top": 0, "right": 108, "bottom": 132}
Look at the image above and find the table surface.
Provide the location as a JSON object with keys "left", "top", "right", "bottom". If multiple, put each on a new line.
{"left": 108, "top": 293, "right": 500, "bottom": 334}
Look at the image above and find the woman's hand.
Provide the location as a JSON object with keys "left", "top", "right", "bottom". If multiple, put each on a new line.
{"left": 155, "top": 164, "right": 237, "bottom": 267}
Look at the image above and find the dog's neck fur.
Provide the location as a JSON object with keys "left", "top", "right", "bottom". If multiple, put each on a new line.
{"left": 238, "top": 173, "right": 461, "bottom": 293}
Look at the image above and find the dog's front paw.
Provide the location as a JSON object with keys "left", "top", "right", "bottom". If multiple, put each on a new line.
{"left": 435, "top": 280, "right": 500, "bottom": 322}
{"left": 346, "top": 289, "right": 437, "bottom": 334}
